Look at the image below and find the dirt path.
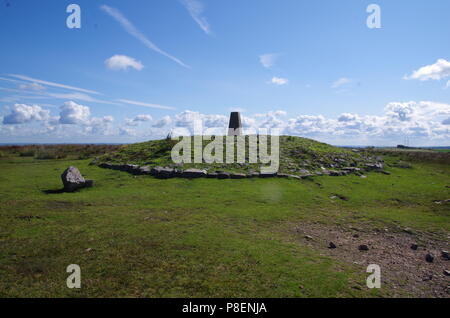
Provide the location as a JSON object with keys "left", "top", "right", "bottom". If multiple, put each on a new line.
{"left": 289, "top": 222, "right": 450, "bottom": 297}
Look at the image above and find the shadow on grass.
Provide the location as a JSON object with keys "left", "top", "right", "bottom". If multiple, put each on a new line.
{"left": 42, "top": 188, "right": 66, "bottom": 194}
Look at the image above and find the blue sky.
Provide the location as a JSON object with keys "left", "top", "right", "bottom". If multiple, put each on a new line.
{"left": 0, "top": 0, "right": 449, "bottom": 145}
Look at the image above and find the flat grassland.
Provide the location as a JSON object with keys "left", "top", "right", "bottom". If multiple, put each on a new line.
{"left": 0, "top": 144, "right": 449, "bottom": 298}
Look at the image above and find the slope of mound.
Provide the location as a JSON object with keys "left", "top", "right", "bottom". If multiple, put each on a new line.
{"left": 95, "top": 136, "right": 384, "bottom": 176}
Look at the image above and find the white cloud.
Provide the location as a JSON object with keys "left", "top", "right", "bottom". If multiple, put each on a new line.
{"left": 125, "top": 114, "right": 153, "bottom": 126}
{"left": 446, "top": 80, "right": 450, "bottom": 88}
{"left": 105, "top": 55, "right": 144, "bottom": 71}
{"left": 8, "top": 74, "right": 101, "bottom": 95}
{"left": 59, "top": 101, "right": 91, "bottom": 125}
{"left": 259, "top": 53, "right": 278, "bottom": 69}
{"left": 180, "top": 0, "right": 211, "bottom": 35}
{"left": 270, "top": 77, "right": 288, "bottom": 85}
{"left": 117, "top": 99, "right": 177, "bottom": 110}
{"left": 2, "top": 104, "right": 50, "bottom": 124}
{"left": 404, "top": 59, "right": 450, "bottom": 81}
{"left": 100, "top": 5, "right": 189, "bottom": 68}
{"left": 152, "top": 116, "right": 172, "bottom": 128}
{"left": 3, "top": 102, "right": 449, "bottom": 146}
{"left": 331, "top": 77, "right": 352, "bottom": 89}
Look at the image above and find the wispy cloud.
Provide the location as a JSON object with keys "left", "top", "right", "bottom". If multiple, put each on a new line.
{"left": 8, "top": 74, "right": 101, "bottom": 95}
{"left": 180, "top": 0, "right": 211, "bottom": 35}
{"left": 259, "top": 53, "right": 278, "bottom": 69}
{"left": 47, "top": 92, "right": 120, "bottom": 105}
{"left": 100, "top": 5, "right": 190, "bottom": 68}
{"left": 117, "top": 99, "right": 177, "bottom": 110}
{"left": 331, "top": 77, "right": 352, "bottom": 89}
{"left": 270, "top": 77, "right": 288, "bottom": 85}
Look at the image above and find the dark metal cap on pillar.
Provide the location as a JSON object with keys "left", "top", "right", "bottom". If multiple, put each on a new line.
{"left": 228, "top": 112, "right": 243, "bottom": 136}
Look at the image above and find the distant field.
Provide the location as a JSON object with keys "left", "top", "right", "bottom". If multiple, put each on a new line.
{"left": 0, "top": 144, "right": 449, "bottom": 297}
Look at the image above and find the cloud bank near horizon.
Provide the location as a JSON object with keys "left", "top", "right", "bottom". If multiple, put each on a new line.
{"left": 1, "top": 100, "right": 449, "bottom": 146}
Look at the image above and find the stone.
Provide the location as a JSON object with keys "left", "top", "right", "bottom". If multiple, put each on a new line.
{"left": 206, "top": 172, "right": 218, "bottom": 178}
{"left": 138, "top": 166, "right": 151, "bottom": 175}
{"left": 99, "top": 163, "right": 112, "bottom": 169}
{"left": 329, "top": 242, "right": 337, "bottom": 249}
{"left": 441, "top": 250, "right": 449, "bottom": 260}
{"left": 304, "top": 235, "right": 313, "bottom": 240}
{"left": 230, "top": 173, "right": 246, "bottom": 179}
{"left": 124, "top": 164, "right": 140, "bottom": 174}
{"left": 61, "top": 166, "right": 87, "bottom": 192}
{"left": 151, "top": 167, "right": 174, "bottom": 179}
{"left": 425, "top": 253, "right": 435, "bottom": 263}
{"left": 353, "top": 234, "right": 360, "bottom": 238}
{"left": 358, "top": 244, "right": 369, "bottom": 251}
{"left": 217, "top": 171, "right": 230, "bottom": 179}
{"left": 259, "top": 172, "right": 277, "bottom": 178}
{"left": 410, "top": 244, "right": 418, "bottom": 250}
{"left": 182, "top": 169, "right": 207, "bottom": 178}
{"left": 248, "top": 172, "right": 260, "bottom": 178}
{"left": 444, "top": 270, "right": 450, "bottom": 276}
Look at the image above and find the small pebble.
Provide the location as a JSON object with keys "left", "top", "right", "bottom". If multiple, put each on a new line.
{"left": 425, "top": 253, "right": 434, "bottom": 263}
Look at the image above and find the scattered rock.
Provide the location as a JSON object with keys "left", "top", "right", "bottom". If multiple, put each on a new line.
{"left": 61, "top": 166, "right": 92, "bottom": 192}
{"left": 138, "top": 166, "right": 151, "bottom": 175}
{"left": 425, "top": 253, "right": 435, "bottom": 263}
{"left": 217, "top": 171, "right": 231, "bottom": 179}
{"left": 441, "top": 250, "right": 449, "bottom": 260}
{"left": 230, "top": 173, "right": 247, "bottom": 179}
{"left": 353, "top": 234, "right": 360, "bottom": 238}
{"left": 182, "top": 169, "right": 207, "bottom": 179}
{"left": 259, "top": 172, "right": 277, "bottom": 178}
{"left": 206, "top": 172, "right": 218, "bottom": 178}
{"left": 402, "top": 228, "right": 414, "bottom": 235}
{"left": 304, "top": 235, "right": 313, "bottom": 240}
{"left": 85, "top": 248, "right": 93, "bottom": 252}
{"left": 358, "top": 244, "right": 369, "bottom": 251}
{"left": 444, "top": 270, "right": 450, "bottom": 276}
{"left": 410, "top": 244, "right": 418, "bottom": 251}
{"left": 151, "top": 167, "right": 174, "bottom": 179}
{"left": 328, "top": 242, "right": 337, "bottom": 249}
{"left": 360, "top": 175, "right": 367, "bottom": 179}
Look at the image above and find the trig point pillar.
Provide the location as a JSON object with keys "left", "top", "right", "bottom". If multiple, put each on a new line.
{"left": 228, "top": 112, "right": 243, "bottom": 136}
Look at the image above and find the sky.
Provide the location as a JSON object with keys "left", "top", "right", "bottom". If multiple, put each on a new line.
{"left": 0, "top": 0, "right": 449, "bottom": 146}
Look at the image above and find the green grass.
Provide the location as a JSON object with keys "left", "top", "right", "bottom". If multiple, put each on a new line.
{"left": 0, "top": 149, "right": 449, "bottom": 297}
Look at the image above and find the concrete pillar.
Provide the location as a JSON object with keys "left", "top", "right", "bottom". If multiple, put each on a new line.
{"left": 228, "top": 112, "right": 243, "bottom": 136}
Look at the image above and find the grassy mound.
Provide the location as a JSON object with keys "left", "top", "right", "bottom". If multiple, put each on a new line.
{"left": 96, "top": 136, "right": 380, "bottom": 175}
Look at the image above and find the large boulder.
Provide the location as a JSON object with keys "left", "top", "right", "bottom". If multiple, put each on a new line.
{"left": 61, "top": 166, "right": 92, "bottom": 192}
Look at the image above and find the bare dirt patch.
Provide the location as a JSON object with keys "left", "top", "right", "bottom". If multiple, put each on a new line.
{"left": 289, "top": 222, "right": 450, "bottom": 297}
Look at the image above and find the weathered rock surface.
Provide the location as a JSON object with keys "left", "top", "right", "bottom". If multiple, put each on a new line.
{"left": 150, "top": 167, "right": 174, "bottom": 179}
{"left": 182, "top": 169, "right": 207, "bottom": 178}
{"left": 61, "top": 166, "right": 92, "bottom": 192}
